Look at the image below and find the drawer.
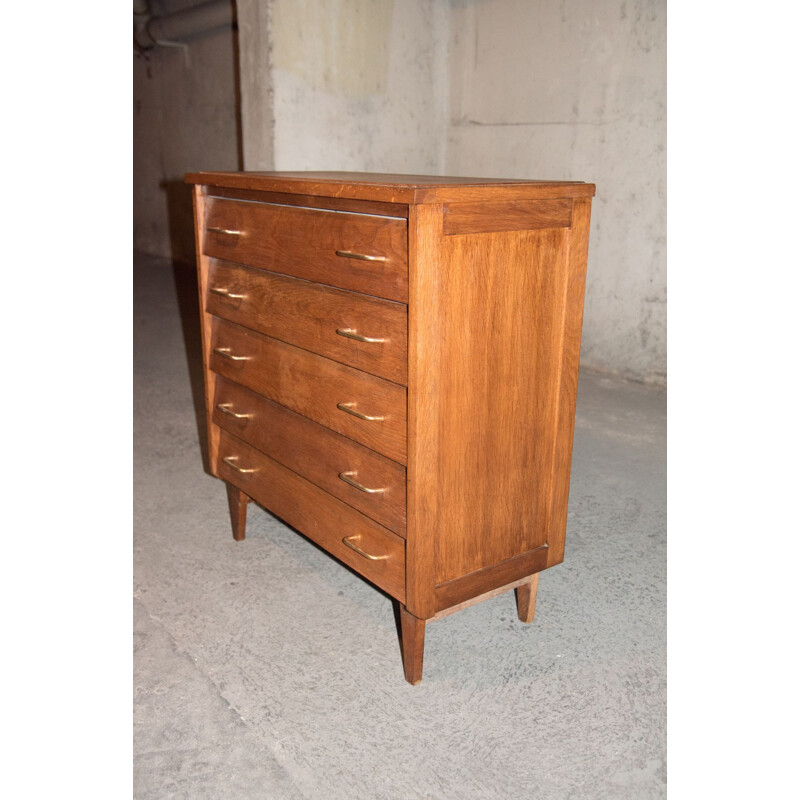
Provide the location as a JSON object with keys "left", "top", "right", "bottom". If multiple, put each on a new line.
{"left": 210, "top": 317, "right": 407, "bottom": 464}
{"left": 203, "top": 197, "right": 408, "bottom": 303}
{"left": 207, "top": 260, "right": 407, "bottom": 385}
{"left": 212, "top": 377, "right": 406, "bottom": 534}
{"left": 217, "top": 428, "right": 406, "bottom": 602}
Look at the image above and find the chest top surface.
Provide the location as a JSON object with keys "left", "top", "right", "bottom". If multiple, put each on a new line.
{"left": 185, "top": 170, "right": 596, "bottom": 204}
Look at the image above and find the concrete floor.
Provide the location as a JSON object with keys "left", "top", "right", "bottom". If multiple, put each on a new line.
{"left": 133, "top": 252, "right": 667, "bottom": 799}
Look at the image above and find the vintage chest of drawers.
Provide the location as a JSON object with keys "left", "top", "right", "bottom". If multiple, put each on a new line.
{"left": 185, "top": 171, "right": 595, "bottom": 684}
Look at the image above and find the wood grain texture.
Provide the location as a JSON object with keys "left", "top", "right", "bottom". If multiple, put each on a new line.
{"left": 210, "top": 318, "right": 407, "bottom": 464}
{"left": 545, "top": 197, "right": 593, "bottom": 569}
{"left": 212, "top": 377, "right": 407, "bottom": 534}
{"left": 205, "top": 186, "right": 409, "bottom": 219}
{"left": 404, "top": 203, "right": 444, "bottom": 619}
{"left": 515, "top": 573, "right": 539, "bottom": 623}
{"left": 187, "top": 171, "right": 596, "bottom": 205}
{"left": 217, "top": 428, "right": 406, "bottom": 601}
{"left": 432, "top": 577, "right": 530, "bottom": 620}
{"left": 207, "top": 259, "right": 408, "bottom": 384}
{"left": 443, "top": 198, "right": 573, "bottom": 235}
{"left": 399, "top": 606, "right": 426, "bottom": 685}
{"left": 225, "top": 482, "right": 250, "bottom": 541}
{"left": 203, "top": 196, "right": 408, "bottom": 303}
{"left": 188, "top": 172, "right": 595, "bottom": 680}
{"left": 434, "top": 546, "right": 549, "bottom": 613}
{"left": 410, "top": 216, "right": 572, "bottom": 586}
{"left": 192, "top": 185, "right": 221, "bottom": 477}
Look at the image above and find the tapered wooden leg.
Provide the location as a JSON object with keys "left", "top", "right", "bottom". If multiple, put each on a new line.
{"left": 399, "top": 606, "right": 426, "bottom": 685}
{"left": 515, "top": 573, "right": 540, "bottom": 623}
{"left": 225, "top": 482, "right": 250, "bottom": 541}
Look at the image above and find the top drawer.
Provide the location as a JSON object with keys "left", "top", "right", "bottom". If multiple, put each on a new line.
{"left": 203, "top": 197, "right": 408, "bottom": 303}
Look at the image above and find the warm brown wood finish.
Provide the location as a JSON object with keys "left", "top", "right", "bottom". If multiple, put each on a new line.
{"left": 225, "top": 482, "right": 249, "bottom": 541}
{"left": 412, "top": 223, "right": 572, "bottom": 586}
{"left": 443, "top": 198, "right": 573, "bottom": 235}
{"left": 212, "top": 377, "right": 406, "bottom": 534}
{"left": 203, "top": 196, "right": 409, "bottom": 303}
{"left": 207, "top": 259, "right": 408, "bottom": 384}
{"left": 217, "top": 429, "right": 406, "bottom": 601}
{"left": 433, "top": 545, "right": 550, "bottom": 613}
{"left": 187, "top": 171, "right": 594, "bottom": 684}
{"left": 515, "top": 573, "right": 540, "bottom": 624}
{"left": 187, "top": 171, "right": 596, "bottom": 204}
{"left": 399, "top": 607, "right": 426, "bottom": 685}
{"left": 209, "top": 318, "right": 407, "bottom": 464}
{"left": 192, "top": 186, "right": 221, "bottom": 476}
{"left": 206, "top": 186, "right": 409, "bottom": 219}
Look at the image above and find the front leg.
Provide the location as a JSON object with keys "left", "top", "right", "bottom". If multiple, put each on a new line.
{"left": 225, "top": 482, "right": 250, "bottom": 541}
{"left": 399, "top": 606, "right": 426, "bottom": 685}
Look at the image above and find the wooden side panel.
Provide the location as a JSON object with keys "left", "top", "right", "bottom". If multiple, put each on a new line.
{"left": 410, "top": 211, "right": 573, "bottom": 588}
{"left": 192, "top": 185, "right": 221, "bottom": 477}
{"left": 545, "top": 197, "right": 592, "bottom": 568}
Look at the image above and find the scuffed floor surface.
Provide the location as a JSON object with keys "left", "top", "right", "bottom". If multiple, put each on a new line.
{"left": 133, "top": 252, "right": 666, "bottom": 799}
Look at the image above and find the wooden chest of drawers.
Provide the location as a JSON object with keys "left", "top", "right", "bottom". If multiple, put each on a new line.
{"left": 186, "top": 171, "right": 595, "bottom": 684}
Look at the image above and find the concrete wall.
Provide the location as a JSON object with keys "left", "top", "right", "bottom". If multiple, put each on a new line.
{"left": 133, "top": 1, "right": 241, "bottom": 262}
{"left": 447, "top": 0, "right": 666, "bottom": 383}
{"left": 242, "top": 0, "right": 449, "bottom": 173}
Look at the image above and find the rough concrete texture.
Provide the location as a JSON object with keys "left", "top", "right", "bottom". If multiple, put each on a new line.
{"left": 268, "top": 0, "right": 449, "bottom": 174}
{"left": 133, "top": 1, "right": 241, "bottom": 260}
{"left": 134, "top": 252, "right": 666, "bottom": 799}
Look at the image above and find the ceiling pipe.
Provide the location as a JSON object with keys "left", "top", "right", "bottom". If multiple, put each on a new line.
{"left": 135, "top": 0, "right": 234, "bottom": 52}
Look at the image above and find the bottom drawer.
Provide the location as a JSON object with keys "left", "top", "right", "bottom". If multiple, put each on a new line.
{"left": 216, "top": 428, "right": 406, "bottom": 602}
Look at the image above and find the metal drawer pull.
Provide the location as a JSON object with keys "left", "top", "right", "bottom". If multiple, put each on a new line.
{"left": 335, "top": 250, "right": 387, "bottom": 262}
{"left": 207, "top": 226, "right": 243, "bottom": 236}
{"left": 216, "top": 403, "right": 252, "bottom": 419}
{"left": 337, "top": 402, "right": 385, "bottom": 421}
{"left": 338, "top": 471, "right": 386, "bottom": 494}
{"left": 336, "top": 328, "right": 386, "bottom": 344}
{"left": 210, "top": 286, "right": 246, "bottom": 299}
{"left": 342, "top": 535, "right": 388, "bottom": 560}
{"left": 222, "top": 456, "right": 257, "bottom": 474}
{"left": 213, "top": 347, "right": 250, "bottom": 361}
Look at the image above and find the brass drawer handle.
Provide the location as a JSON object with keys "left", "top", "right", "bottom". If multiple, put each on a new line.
{"left": 342, "top": 535, "right": 388, "bottom": 561}
{"left": 335, "top": 250, "right": 387, "bottom": 262}
{"left": 337, "top": 402, "right": 385, "bottom": 421}
{"left": 336, "top": 328, "right": 386, "bottom": 344}
{"left": 213, "top": 347, "right": 250, "bottom": 361}
{"left": 207, "top": 226, "right": 243, "bottom": 236}
{"left": 216, "top": 403, "right": 252, "bottom": 419}
{"left": 222, "top": 456, "right": 257, "bottom": 474}
{"left": 210, "top": 286, "right": 246, "bottom": 300}
{"left": 338, "top": 471, "right": 386, "bottom": 494}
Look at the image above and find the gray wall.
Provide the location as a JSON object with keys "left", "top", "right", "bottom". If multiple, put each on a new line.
{"left": 134, "top": 0, "right": 666, "bottom": 383}
{"left": 133, "top": 0, "right": 241, "bottom": 262}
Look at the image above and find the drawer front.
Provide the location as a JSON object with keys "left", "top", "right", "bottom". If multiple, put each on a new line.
{"left": 210, "top": 318, "right": 407, "bottom": 464}
{"left": 207, "top": 260, "right": 407, "bottom": 385}
{"left": 217, "top": 428, "right": 406, "bottom": 602}
{"left": 212, "top": 377, "right": 406, "bottom": 534}
{"left": 203, "top": 197, "right": 408, "bottom": 303}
